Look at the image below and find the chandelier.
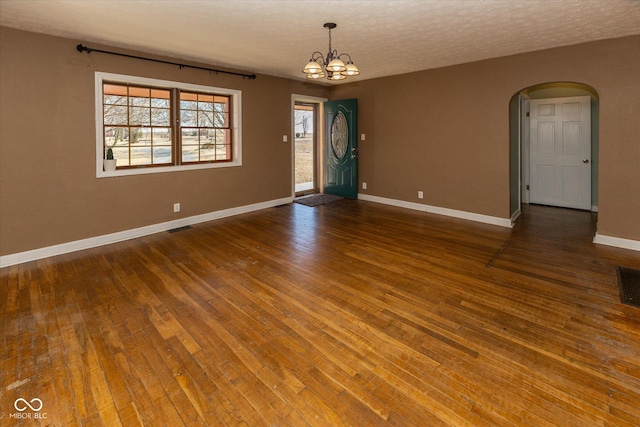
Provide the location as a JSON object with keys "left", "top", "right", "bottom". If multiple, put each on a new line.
{"left": 302, "top": 23, "right": 360, "bottom": 81}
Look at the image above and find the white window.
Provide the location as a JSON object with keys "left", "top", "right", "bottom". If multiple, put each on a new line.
{"left": 95, "top": 72, "right": 242, "bottom": 177}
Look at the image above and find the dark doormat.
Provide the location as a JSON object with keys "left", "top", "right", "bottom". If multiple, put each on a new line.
{"left": 617, "top": 267, "right": 640, "bottom": 308}
{"left": 294, "top": 194, "right": 344, "bottom": 207}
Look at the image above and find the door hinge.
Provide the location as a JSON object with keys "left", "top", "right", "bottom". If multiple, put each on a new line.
{"left": 526, "top": 112, "right": 530, "bottom": 117}
{"left": 526, "top": 185, "right": 530, "bottom": 190}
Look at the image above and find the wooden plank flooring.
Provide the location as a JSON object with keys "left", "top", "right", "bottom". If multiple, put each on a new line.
{"left": 1, "top": 201, "right": 639, "bottom": 426}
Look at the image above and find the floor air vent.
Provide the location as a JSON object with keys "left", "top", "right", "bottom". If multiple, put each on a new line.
{"left": 617, "top": 267, "right": 640, "bottom": 308}
{"left": 167, "top": 225, "right": 193, "bottom": 233}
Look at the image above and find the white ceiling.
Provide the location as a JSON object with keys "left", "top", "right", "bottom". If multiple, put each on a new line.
{"left": 1, "top": 0, "right": 639, "bottom": 84}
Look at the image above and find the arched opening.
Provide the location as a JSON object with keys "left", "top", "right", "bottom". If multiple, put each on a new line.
{"left": 509, "top": 82, "right": 599, "bottom": 222}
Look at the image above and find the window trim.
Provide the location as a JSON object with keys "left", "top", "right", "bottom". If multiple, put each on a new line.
{"left": 95, "top": 72, "right": 242, "bottom": 178}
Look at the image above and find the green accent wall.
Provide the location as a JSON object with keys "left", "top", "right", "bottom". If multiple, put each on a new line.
{"left": 509, "top": 95, "right": 521, "bottom": 217}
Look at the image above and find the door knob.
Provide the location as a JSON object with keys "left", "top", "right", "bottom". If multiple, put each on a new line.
{"left": 583, "top": 159, "right": 589, "bottom": 164}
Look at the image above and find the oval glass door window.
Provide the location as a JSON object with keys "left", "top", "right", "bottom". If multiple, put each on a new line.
{"left": 331, "top": 111, "right": 348, "bottom": 159}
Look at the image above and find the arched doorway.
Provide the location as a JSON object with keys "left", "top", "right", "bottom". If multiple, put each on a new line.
{"left": 509, "top": 82, "right": 599, "bottom": 221}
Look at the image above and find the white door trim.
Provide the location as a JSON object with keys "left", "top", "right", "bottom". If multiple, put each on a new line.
{"left": 291, "top": 94, "right": 327, "bottom": 198}
{"left": 521, "top": 95, "right": 530, "bottom": 205}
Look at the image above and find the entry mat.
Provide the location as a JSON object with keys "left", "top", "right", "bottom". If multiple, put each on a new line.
{"left": 617, "top": 267, "right": 640, "bottom": 308}
{"left": 294, "top": 194, "right": 344, "bottom": 207}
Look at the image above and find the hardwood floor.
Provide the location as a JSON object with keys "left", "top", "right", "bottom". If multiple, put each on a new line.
{"left": 1, "top": 200, "right": 639, "bottom": 426}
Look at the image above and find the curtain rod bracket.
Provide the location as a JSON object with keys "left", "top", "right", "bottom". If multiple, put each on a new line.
{"left": 76, "top": 44, "right": 257, "bottom": 80}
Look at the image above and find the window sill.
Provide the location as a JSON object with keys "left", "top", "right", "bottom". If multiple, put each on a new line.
{"left": 96, "top": 160, "right": 241, "bottom": 178}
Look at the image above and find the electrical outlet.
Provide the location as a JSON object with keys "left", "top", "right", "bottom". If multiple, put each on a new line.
{"left": 418, "top": 191, "right": 424, "bottom": 199}
{"left": 362, "top": 182, "right": 367, "bottom": 190}
{"left": 173, "top": 203, "right": 181, "bottom": 212}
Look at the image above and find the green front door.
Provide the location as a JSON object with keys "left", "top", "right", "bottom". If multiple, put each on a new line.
{"left": 323, "top": 98, "right": 358, "bottom": 198}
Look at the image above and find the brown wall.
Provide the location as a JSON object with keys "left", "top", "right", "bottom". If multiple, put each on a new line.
{"left": 0, "top": 27, "right": 329, "bottom": 255}
{"left": 1, "top": 27, "right": 639, "bottom": 258}
{"left": 331, "top": 35, "right": 640, "bottom": 241}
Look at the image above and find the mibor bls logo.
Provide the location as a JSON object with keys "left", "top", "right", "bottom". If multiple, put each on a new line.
{"left": 10, "top": 397, "right": 47, "bottom": 419}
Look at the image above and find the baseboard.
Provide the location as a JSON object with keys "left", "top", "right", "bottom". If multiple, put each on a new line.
{"left": 357, "top": 194, "right": 513, "bottom": 228}
{"left": 358, "top": 194, "right": 428, "bottom": 213}
{"left": 6, "top": 196, "right": 628, "bottom": 268}
{"left": 0, "top": 196, "right": 294, "bottom": 268}
{"left": 510, "top": 209, "right": 522, "bottom": 226}
{"left": 593, "top": 233, "right": 640, "bottom": 252}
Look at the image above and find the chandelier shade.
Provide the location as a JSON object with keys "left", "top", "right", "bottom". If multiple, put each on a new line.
{"left": 344, "top": 62, "right": 360, "bottom": 76}
{"left": 302, "top": 23, "right": 359, "bottom": 81}
{"left": 303, "top": 60, "right": 322, "bottom": 74}
{"left": 327, "top": 58, "right": 346, "bottom": 73}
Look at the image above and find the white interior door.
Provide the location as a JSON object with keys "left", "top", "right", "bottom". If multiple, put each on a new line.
{"left": 529, "top": 96, "right": 591, "bottom": 210}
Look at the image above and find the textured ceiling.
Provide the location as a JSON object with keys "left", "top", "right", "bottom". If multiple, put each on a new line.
{"left": 1, "top": 0, "right": 639, "bottom": 84}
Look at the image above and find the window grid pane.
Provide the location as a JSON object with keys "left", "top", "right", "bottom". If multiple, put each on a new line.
{"left": 103, "top": 83, "right": 173, "bottom": 167}
{"left": 180, "top": 91, "right": 232, "bottom": 164}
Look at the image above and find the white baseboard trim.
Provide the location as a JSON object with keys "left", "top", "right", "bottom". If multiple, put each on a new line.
{"left": 357, "top": 194, "right": 513, "bottom": 228}
{"left": 358, "top": 194, "right": 428, "bottom": 213}
{"left": 593, "top": 233, "right": 640, "bottom": 252}
{"left": 8, "top": 196, "right": 628, "bottom": 268}
{"left": 510, "top": 209, "right": 522, "bottom": 226}
{"left": 0, "top": 197, "right": 294, "bottom": 268}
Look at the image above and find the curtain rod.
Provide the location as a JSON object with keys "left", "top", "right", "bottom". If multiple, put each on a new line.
{"left": 76, "top": 44, "right": 257, "bottom": 80}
